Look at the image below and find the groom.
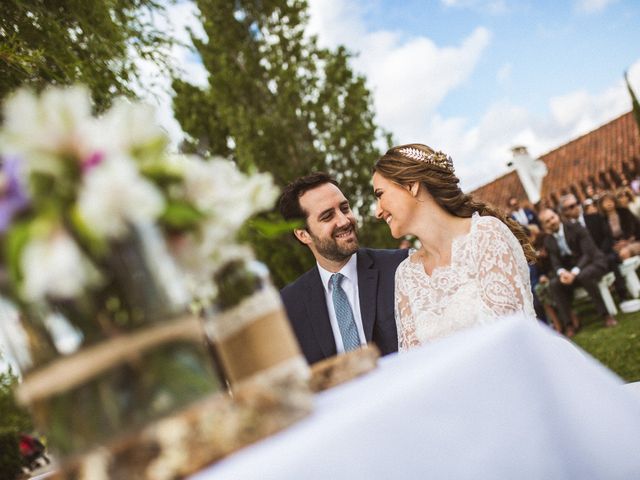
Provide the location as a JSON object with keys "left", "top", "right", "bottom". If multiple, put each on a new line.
{"left": 279, "top": 172, "right": 407, "bottom": 364}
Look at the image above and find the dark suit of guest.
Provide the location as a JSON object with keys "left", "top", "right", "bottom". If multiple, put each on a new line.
{"left": 577, "top": 213, "right": 626, "bottom": 298}
{"left": 281, "top": 248, "right": 407, "bottom": 364}
{"left": 544, "top": 222, "right": 609, "bottom": 328}
{"left": 583, "top": 214, "right": 614, "bottom": 254}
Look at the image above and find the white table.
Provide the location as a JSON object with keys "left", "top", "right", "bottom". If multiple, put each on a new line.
{"left": 192, "top": 317, "right": 640, "bottom": 480}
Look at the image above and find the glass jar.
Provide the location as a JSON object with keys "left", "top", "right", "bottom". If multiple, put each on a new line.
{"left": 0, "top": 224, "right": 223, "bottom": 457}
{"left": 203, "top": 258, "right": 310, "bottom": 391}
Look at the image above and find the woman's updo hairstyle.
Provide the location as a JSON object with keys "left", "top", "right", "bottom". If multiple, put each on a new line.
{"left": 373, "top": 143, "right": 536, "bottom": 263}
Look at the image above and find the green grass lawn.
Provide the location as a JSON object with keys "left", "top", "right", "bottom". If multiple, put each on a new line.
{"left": 570, "top": 305, "right": 640, "bottom": 383}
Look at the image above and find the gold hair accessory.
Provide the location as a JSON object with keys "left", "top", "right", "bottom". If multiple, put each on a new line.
{"left": 398, "top": 147, "right": 455, "bottom": 173}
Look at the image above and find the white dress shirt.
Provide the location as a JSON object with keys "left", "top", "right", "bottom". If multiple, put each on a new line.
{"left": 317, "top": 254, "right": 367, "bottom": 353}
{"left": 554, "top": 224, "right": 581, "bottom": 276}
{"left": 512, "top": 208, "right": 530, "bottom": 226}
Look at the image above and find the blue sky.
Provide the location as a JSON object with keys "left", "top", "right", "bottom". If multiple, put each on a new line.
{"left": 361, "top": 0, "right": 640, "bottom": 123}
{"left": 305, "top": 0, "right": 640, "bottom": 189}
{"left": 143, "top": 0, "right": 640, "bottom": 191}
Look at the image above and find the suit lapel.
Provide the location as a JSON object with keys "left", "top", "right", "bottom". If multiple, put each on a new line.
{"left": 565, "top": 223, "right": 580, "bottom": 255}
{"left": 305, "top": 267, "right": 336, "bottom": 358}
{"left": 357, "top": 250, "right": 379, "bottom": 342}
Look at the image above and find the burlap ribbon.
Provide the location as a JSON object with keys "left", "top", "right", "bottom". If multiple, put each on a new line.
{"left": 206, "top": 286, "right": 306, "bottom": 384}
{"left": 16, "top": 314, "right": 204, "bottom": 405}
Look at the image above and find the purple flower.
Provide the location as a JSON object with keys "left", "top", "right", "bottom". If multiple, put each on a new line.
{"left": 81, "top": 151, "right": 105, "bottom": 173}
{"left": 0, "top": 156, "right": 30, "bottom": 233}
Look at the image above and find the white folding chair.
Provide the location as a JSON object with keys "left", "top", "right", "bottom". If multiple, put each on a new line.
{"left": 618, "top": 255, "right": 640, "bottom": 299}
{"left": 574, "top": 271, "right": 617, "bottom": 315}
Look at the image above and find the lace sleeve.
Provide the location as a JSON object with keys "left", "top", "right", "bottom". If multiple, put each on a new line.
{"left": 475, "top": 217, "right": 535, "bottom": 318}
{"left": 395, "top": 261, "right": 421, "bottom": 351}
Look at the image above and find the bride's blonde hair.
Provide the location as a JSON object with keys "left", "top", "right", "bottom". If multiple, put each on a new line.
{"left": 374, "top": 143, "right": 536, "bottom": 263}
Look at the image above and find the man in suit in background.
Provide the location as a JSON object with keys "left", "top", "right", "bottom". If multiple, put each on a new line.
{"left": 508, "top": 196, "right": 539, "bottom": 227}
{"left": 558, "top": 193, "right": 627, "bottom": 299}
{"left": 279, "top": 172, "right": 407, "bottom": 364}
{"left": 539, "top": 208, "right": 617, "bottom": 337}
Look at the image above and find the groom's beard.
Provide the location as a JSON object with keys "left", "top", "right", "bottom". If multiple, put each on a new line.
{"left": 309, "top": 222, "right": 359, "bottom": 262}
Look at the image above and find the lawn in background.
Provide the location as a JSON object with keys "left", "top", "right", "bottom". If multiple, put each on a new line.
{"left": 571, "top": 305, "right": 640, "bottom": 383}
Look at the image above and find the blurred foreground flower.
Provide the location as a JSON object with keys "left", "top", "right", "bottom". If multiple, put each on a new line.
{"left": 0, "top": 85, "right": 283, "bottom": 457}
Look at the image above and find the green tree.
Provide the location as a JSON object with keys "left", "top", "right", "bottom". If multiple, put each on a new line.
{"left": 625, "top": 71, "right": 640, "bottom": 136}
{"left": 0, "top": 364, "right": 33, "bottom": 478}
{"left": 0, "top": 0, "right": 172, "bottom": 111}
{"left": 0, "top": 366, "right": 32, "bottom": 433}
{"left": 173, "top": 0, "right": 395, "bottom": 287}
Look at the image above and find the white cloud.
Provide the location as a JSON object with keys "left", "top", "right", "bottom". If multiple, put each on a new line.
{"left": 440, "top": 0, "right": 508, "bottom": 14}
{"left": 574, "top": 0, "right": 618, "bottom": 14}
{"left": 308, "top": 0, "right": 640, "bottom": 192}
{"left": 308, "top": 0, "right": 491, "bottom": 144}
{"left": 457, "top": 60, "right": 640, "bottom": 190}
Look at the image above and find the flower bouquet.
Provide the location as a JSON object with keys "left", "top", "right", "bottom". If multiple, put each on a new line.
{"left": 0, "top": 86, "right": 311, "bottom": 477}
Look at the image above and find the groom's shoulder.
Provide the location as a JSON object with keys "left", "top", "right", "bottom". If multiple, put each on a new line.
{"left": 358, "top": 247, "right": 408, "bottom": 268}
{"left": 280, "top": 265, "right": 318, "bottom": 298}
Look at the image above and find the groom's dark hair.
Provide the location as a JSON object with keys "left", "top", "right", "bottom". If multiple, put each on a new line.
{"left": 279, "top": 172, "right": 339, "bottom": 225}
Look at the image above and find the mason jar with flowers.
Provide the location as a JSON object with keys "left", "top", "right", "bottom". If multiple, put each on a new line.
{"left": 0, "top": 85, "right": 313, "bottom": 472}
{"left": 0, "top": 86, "right": 221, "bottom": 456}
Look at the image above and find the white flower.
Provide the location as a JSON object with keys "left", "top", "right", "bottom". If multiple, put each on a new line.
{"left": 243, "top": 171, "right": 280, "bottom": 216}
{"left": 0, "top": 86, "right": 95, "bottom": 175}
{"left": 77, "top": 156, "right": 165, "bottom": 239}
{"left": 180, "top": 156, "right": 278, "bottom": 231}
{"left": 21, "top": 229, "right": 100, "bottom": 301}
{"left": 98, "top": 99, "right": 167, "bottom": 158}
{"left": 167, "top": 231, "right": 218, "bottom": 298}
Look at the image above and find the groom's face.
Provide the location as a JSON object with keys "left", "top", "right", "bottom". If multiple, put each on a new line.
{"left": 296, "top": 183, "right": 359, "bottom": 262}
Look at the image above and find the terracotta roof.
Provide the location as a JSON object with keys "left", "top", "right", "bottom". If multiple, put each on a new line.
{"left": 470, "top": 111, "right": 640, "bottom": 207}
{"left": 470, "top": 170, "right": 527, "bottom": 210}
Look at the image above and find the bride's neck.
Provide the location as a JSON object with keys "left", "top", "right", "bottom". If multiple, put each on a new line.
{"left": 414, "top": 208, "right": 470, "bottom": 260}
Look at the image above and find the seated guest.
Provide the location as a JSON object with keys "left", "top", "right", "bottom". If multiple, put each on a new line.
{"left": 507, "top": 196, "right": 539, "bottom": 227}
{"left": 582, "top": 197, "right": 599, "bottom": 215}
{"left": 559, "top": 193, "right": 626, "bottom": 299}
{"left": 598, "top": 192, "right": 640, "bottom": 260}
{"left": 584, "top": 183, "right": 597, "bottom": 200}
{"left": 615, "top": 187, "right": 640, "bottom": 219}
{"left": 526, "top": 225, "right": 560, "bottom": 330}
{"left": 539, "top": 208, "right": 617, "bottom": 337}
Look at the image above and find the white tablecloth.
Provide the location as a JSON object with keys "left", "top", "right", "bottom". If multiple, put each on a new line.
{"left": 191, "top": 316, "right": 640, "bottom": 480}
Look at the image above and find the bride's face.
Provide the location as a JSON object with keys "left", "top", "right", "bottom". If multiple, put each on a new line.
{"left": 373, "top": 172, "right": 414, "bottom": 238}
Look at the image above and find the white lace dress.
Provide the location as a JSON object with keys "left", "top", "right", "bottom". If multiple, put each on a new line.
{"left": 395, "top": 213, "right": 535, "bottom": 351}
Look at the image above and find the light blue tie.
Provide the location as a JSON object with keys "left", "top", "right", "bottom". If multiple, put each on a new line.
{"left": 556, "top": 231, "right": 572, "bottom": 256}
{"left": 330, "top": 273, "right": 361, "bottom": 351}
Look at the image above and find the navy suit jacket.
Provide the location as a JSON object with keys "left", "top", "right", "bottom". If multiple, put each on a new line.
{"left": 510, "top": 207, "right": 539, "bottom": 227}
{"left": 280, "top": 248, "right": 408, "bottom": 364}
{"left": 543, "top": 222, "right": 608, "bottom": 275}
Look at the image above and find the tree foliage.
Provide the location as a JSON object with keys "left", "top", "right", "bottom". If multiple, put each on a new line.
{"left": 0, "top": 366, "right": 32, "bottom": 434}
{"left": 0, "top": 0, "right": 172, "bottom": 111}
{"left": 625, "top": 71, "right": 640, "bottom": 137}
{"left": 173, "top": 0, "right": 395, "bottom": 287}
{"left": 0, "top": 365, "right": 33, "bottom": 478}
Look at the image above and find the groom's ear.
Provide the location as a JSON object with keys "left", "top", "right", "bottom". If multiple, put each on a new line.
{"left": 294, "top": 227, "right": 312, "bottom": 245}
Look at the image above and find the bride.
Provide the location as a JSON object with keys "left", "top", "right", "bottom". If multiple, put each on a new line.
{"left": 373, "top": 143, "right": 537, "bottom": 350}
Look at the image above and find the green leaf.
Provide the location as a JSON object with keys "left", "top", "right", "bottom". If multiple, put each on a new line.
{"left": 140, "top": 162, "right": 184, "bottom": 190}
{"left": 68, "top": 206, "right": 109, "bottom": 257}
{"left": 160, "top": 201, "right": 206, "bottom": 231}
{"left": 4, "top": 220, "right": 32, "bottom": 291}
{"left": 246, "top": 217, "right": 303, "bottom": 238}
